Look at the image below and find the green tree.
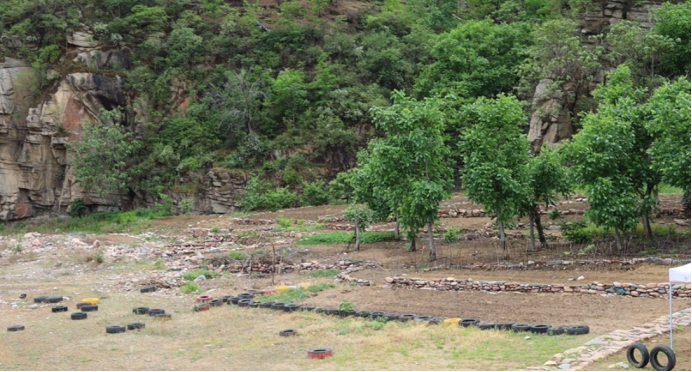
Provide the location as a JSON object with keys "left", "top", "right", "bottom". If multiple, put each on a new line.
{"left": 644, "top": 77, "right": 691, "bottom": 202}
{"left": 67, "top": 111, "right": 142, "bottom": 199}
{"left": 415, "top": 20, "right": 532, "bottom": 99}
{"left": 523, "top": 145, "right": 571, "bottom": 250}
{"left": 459, "top": 94, "right": 530, "bottom": 254}
{"left": 365, "top": 91, "right": 452, "bottom": 260}
{"left": 564, "top": 65, "right": 661, "bottom": 248}
{"left": 650, "top": 1, "right": 691, "bottom": 77}
{"left": 343, "top": 204, "right": 374, "bottom": 251}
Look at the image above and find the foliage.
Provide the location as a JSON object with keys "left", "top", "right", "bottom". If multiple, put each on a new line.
{"left": 306, "top": 269, "right": 340, "bottom": 278}
{"left": 67, "top": 113, "right": 142, "bottom": 197}
{"left": 261, "top": 187, "right": 296, "bottom": 211}
{"left": 299, "top": 180, "right": 329, "bottom": 206}
{"left": 650, "top": 1, "right": 691, "bottom": 77}
{"left": 306, "top": 282, "right": 336, "bottom": 292}
{"left": 460, "top": 94, "right": 530, "bottom": 251}
{"left": 255, "top": 288, "right": 310, "bottom": 303}
{"left": 644, "top": 77, "right": 691, "bottom": 200}
{"left": 229, "top": 251, "right": 247, "bottom": 261}
{"left": 181, "top": 282, "right": 201, "bottom": 294}
{"left": 68, "top": 197, "right": 87, "bottom": 218}
{"left": 365, "top": 91, "right": 453, "bottom": 258}
{"left": 443, "top": 227, "right": 460, "bottom": 243}
{"left": 295, "top": 231, "right": 396, "bottom": 245}
{"left": 343, "top": 205, "right": 375, "bottom": 232}
{"left": 338, "top": 299, "right": 355, "bottom": 311}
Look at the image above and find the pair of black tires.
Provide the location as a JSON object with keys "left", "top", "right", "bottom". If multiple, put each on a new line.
{"left": 627, "top": 343, "right": 676, "bottom": 371}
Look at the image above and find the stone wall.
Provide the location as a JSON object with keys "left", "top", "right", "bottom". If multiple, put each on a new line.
{"left": 384, "top": 276, "right": 692, "bottom": 298}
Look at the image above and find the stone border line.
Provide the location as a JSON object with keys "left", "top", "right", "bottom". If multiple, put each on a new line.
{"left": 423, "top": 257, "right": 691, "bottom": 272}
{"left": 383, "top": 277, "right": 692, "bottom": 298}
{"left": 526, "top": 308, "right": 691, "bottom": 371}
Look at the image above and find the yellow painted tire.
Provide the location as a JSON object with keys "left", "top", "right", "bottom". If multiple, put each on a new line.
{"left": 443, "top": 318, "right": 461, "bottom": 325}
{"left": 275, "top": 286, "right": 290, "bottom": 292}
{"left": 82, "top": 298, "right": 99, "bottom": 305}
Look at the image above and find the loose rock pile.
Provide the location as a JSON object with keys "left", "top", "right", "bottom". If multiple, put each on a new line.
{"left": 384, "top": 276, "right": 692, "bottom": 298}
{"left": 423, "top": 257, "right": 691, "bottom": 272}
{"left": 526, "top": 309, "right": 691, "bottom": 371}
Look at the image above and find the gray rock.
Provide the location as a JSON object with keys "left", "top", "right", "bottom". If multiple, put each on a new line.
{"left": 585, "top": 337, "right": 603, "bottom": 345}
{"left": 193, "top": 275, "right": 207, "bottom": 282}
{"left": 558, "top": 363, "right": 571, "bottom": 370}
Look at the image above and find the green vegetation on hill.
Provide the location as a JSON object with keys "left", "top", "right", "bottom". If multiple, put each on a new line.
{"left": 0, "top": 0, "right": 689, "bottom": 248}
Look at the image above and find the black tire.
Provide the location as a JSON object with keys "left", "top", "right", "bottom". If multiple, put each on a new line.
{"left": 210, "top": 299, "right": 223, "bottom": 307}
{"left": 237, "top": 298, "right": 253, "bottom": 307}
{"left": 478, "top": 322, "right": 496, "bottom": 330}
{"left": 565, "top": 325, "right": 590, "bottom": 335}
{"left": 127, "top": 322, "right": 146, "bottom": 330}
{"left": 370, "top": 311, "right": 386, "bottom": 319}
{"left": 325, "top": 308, "right": 340, "bottom": 316}
{"left": 7, "top": 325, "right": 25, "bottom": 332}
{"left": 33, "top": 296, "right": 48, "bottom": 303}
{"left": 301, "top": 306, "right": 316, "bottom": 312}
{"left": 140, "top": 285, "right": 156, "bottom": 293}
{"left": 249, "top": 301, "right": 261, "bottom": 308}
{"left": 229, "top": 297, "right": 241, "bottom": 305}
{"left": 46, "top": 296, "right": 63, "bottom": 303}
{"left": 495, "top": 323, "right": 514, "bottom": 331}
{"left": 279, "top": 329, "right": 297, "bottom": 337}
{"left": 414, "top": 315, "right": 433, "bottom": 322}
{"left": 649, "top": 345, "right": 676, "bottom": 371}
{"left": 626, "top": 343, "right": 650, "bottom": 368}
{"left": 356, "top": 310, "right": 371, "bottom": 318}
{"left": 511, "top": 323, "right": 532, "bottom": 332}
{"left": 531, "top": 324, "right": 551, "bottom": 334}
{"left": 220, "top": 296, "right": 232, "bottom": 303}
{"left": 270, "top": 302, "right": 286, "bottom": 310}
{"left": 52, "top": 305, "right": 68, "bottom": 313}
{"left": 315, "top": 307, "right": 327, "bottom": 314}
{"left": 428, "top": 318, "right": 442, "bottom": 325}
{"left": 547, "top": 326, "right": 566, "bottom": 336}
{"left": 398, "top": 314, "right": 416, "bottom": 322}
{"left": 259, "top": 301, "right": 274, "bottom": 308}
{"left": 285, "top": 304, "right": 301, "bottom": 312}
{"left": 76, "top": 302, "right": 90, "bottom": 309}
{"left": 71, "top": 312, "right": 87, "bottom": 320}
{"left": 106, "top": 325, "right": 126, "bottom": 334}
{"left": 339, "top": 310, "right": 356, "bottom": 317}
{"left": 237, "top": 292, "right": 254, "bottom": 298}
{"left": 81, "top": 304, "right": 98, "bottom": 312}
{"left": 147, "top": 308, "right": 165, "bottom": 316}
{"left": 459, "top": 318, "right": 480, "bottom": 327}
{"left": 385, "top": 313, "right": 400, "bottom": 321}
{"left": 132, "top": 307, "right": 149, "bottom": 315}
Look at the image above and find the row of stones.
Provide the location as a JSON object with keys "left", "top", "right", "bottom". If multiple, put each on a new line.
{"left": 423, "top": 256, "right": 691, "bottom": 272}
{"left": 383, "top": 277, "right": 692, "bottom": 298}
{"left": 525, "top": 309, "right": 692, "bottom": 371}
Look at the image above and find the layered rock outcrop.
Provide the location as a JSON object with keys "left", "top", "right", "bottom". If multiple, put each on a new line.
{"left": 528, "top": 0, "right": 665, "bottom": 152}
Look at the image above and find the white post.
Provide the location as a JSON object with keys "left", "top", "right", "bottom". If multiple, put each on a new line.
{"left": 669, "top": 281, "right": 673, "bottom": 349}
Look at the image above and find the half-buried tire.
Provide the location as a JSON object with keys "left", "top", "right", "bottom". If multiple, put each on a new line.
{"left": 565, "top": 325, "right": 589, "bottom": 335}
{"left": 511, "top": 324, "right": 532, "bottom": 332}
{"left": 71, "top": 312, "right": 87, "bottom": 320}
{"left": 530, "top": 324, "right": 551, "bottom": 334}
{"left": 127, "top": 322, "right": 146, "bottom": 331}
{"left": 106, "top": 325, "right": 126, "bottom": 334}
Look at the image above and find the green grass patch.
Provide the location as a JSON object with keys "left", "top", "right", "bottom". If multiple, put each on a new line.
{"left": 295, "top": 231, "right": 396, "bottom": 245}
{"left": 181, "top": 269, "right": 221, "bottom": 281}
{"left": 0, "top": 208, "right": 167, "bottom": 235}
{"left": 229, "top": 251, "right": 247, "bottom": 260}
{"left": 306, "top": 269, "right": 340, "bottom": 277}
{"left": 307, "top": 283, "right": 336, "bottom": 292}
{"left": 255, "top": 288, "right": 311, "bottom": 303}
{"left": 180, "top": 282, "right": 200, "bottom": 294}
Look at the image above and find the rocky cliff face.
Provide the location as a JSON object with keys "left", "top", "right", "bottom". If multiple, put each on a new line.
{"left": 527, "top": 0, "right": 663, "bottom": 152}
{"left": 0, "top": 1, "right": 670, "bottom": 221}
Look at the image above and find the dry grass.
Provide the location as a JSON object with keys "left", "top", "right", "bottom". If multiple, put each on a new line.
{"left": 0, "top": 280, "right": 588, "bottom": 371}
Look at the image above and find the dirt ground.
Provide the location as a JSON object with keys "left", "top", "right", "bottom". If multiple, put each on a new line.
{"left": 1, "top": 193, "right": 690, "bottom": 370}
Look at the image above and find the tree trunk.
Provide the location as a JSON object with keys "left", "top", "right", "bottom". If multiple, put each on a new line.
{"left": 614, "top": 228, "right": 623, "bottom": 251}
{"left": 409, "top": 233, "right": 416, "bottom": 251}
{"left": 355, "top": 217, "right": 360, "bottom": 251}
{"left": 394, "top": 215, "right": 400, "bottom": 239}
{"left": 641, "top": 214, "right": 652, "bottom": 240}
{"left": 528, "top": 209, "right": 536, "bottom": 252}
{"left": 427, "top": 221, "right": 436, "bottom": 261}
{"left": 496, "top": 209, "right": 507, "bottom": 253}
{"left": 534, "top": 206, "right": 547, "bottom": 248}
